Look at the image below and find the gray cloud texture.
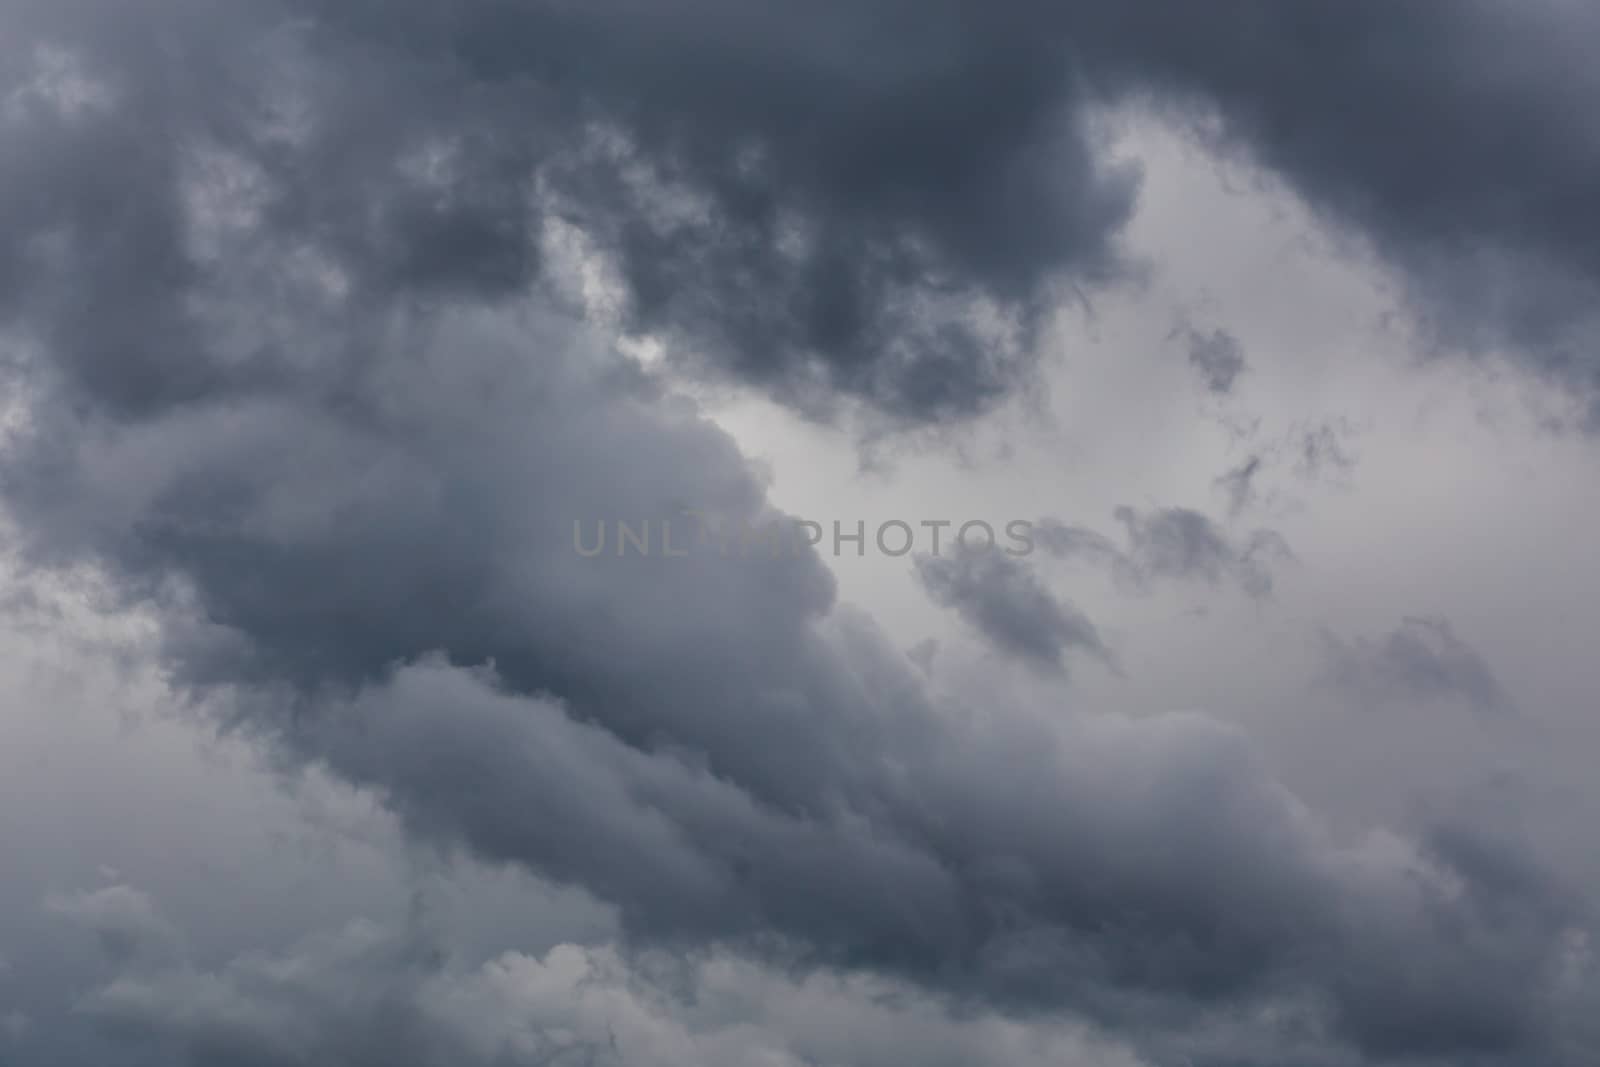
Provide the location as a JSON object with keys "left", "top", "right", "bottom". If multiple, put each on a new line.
{"left": 1037, "top": 507, "right": 1291, "bottom": 600}
{"left": 1323, "top": 616, "right": 1519, "bottom": 721}
{"left": 1180, "top": 327, "right": 1248, "bottom": 396}
{"left": 58, "top": 901, "right": 1148, "bottom": 1067}
{"left": 2, "top": 282, "right": 1585, "bottom": 1062}
{"left": 915, "top": 547, "right": 1114, "bottom": 675}
{"left": 1214, "top": 455, "right": 1263, "bottom": 517}
{"left": 7, "top": 0, "right": 1600, "bottom": 424}
{"left": 4, "top": 1, "right": 1600, "bottom": 1065}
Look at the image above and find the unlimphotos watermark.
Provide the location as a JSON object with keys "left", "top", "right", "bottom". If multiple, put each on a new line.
{"left": 574, "top": 514, "right": 1035, "bottom": 559}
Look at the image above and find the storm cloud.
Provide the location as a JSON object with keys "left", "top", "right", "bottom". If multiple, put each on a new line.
{"left": 2, "top": 281, "right": 1586, "bottom": 1061}
{"left": 5, "top": 1, "right": 1600, "bottom": 1065}
{"left": 9, "top": 1, "right": 1600, "bottom": 425}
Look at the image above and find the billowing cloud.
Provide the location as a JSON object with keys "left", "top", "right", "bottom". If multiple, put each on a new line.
{"left": 0, "top": 0, "right": 1142, "bottom": 424}
{"left": 2, "top": 281, "right": 1585, "bottom": 1059}
{"left": 68, "top": 905, "right": 1148, "bottom": 1067}
{"left": 10, "top": 0, "right": 1600, "bottom": 426}
{"left": 4, "top": 2, "right": 1600, "bottom": 1065}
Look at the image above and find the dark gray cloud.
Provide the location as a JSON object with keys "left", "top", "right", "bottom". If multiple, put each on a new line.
{"left": 1074, "top": 1, "right": 1600, "bottom": 412}
{"left": 10, "top": 0, "right": 1600, "bottom": 428}
{"left": 1322, "top": 616, "right": 1518, "bottom": 721}
{"left": 1, "top": 271, "right": 1583, "bottom": 1061}
{"left": 276, "top": 659, "right": 1591, "bottom": 1065}
{"left": 3, "top": 2, "right": 1600, "bottom": 1065}
{"left": 915, "top": 547, "right": 1114, "bottom": 676}
{"left": 0, "top": 0, "right": 1143, "bottom": 424}
{"left": 1038, "top": 507, "right": 1291, "bottom": 599}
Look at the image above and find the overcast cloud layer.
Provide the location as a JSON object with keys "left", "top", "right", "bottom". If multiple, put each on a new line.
{"left": 4, "top": 3, "right": 1600, "bottom": 1066}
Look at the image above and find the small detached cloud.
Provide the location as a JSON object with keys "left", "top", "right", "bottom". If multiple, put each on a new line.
{"left": 1321, "top": 616, "right": 1518, "bottom": 721}
{"left": 1178, "top": 326, "right": 1249, "bottom": 396}
{"left": 1037, "top": 506, "right": 1293, "bottom": 600}
{"left": 915, "top": 547, "right": 1116, "bottom": 677}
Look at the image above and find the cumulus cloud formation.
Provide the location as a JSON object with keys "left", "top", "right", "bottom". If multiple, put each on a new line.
{"left": 8, "top": 0, "right": 1600, "bottom": 425}
{"left": 157, "top": 658, "right": 1600, "bottom": 1064}
{"left": 0, "top": 0, "right": 1139, "bottom": 423}
{"left": 4, "top": 1, "right": 1600, "bottom": 1065}
{"left": 71, "top": 910, "right": 1148, "bottom": 1067}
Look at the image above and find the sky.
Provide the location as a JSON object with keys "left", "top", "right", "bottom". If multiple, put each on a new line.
{"left": 2, "top": 3, "right": 1600, "bottom": 1065}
